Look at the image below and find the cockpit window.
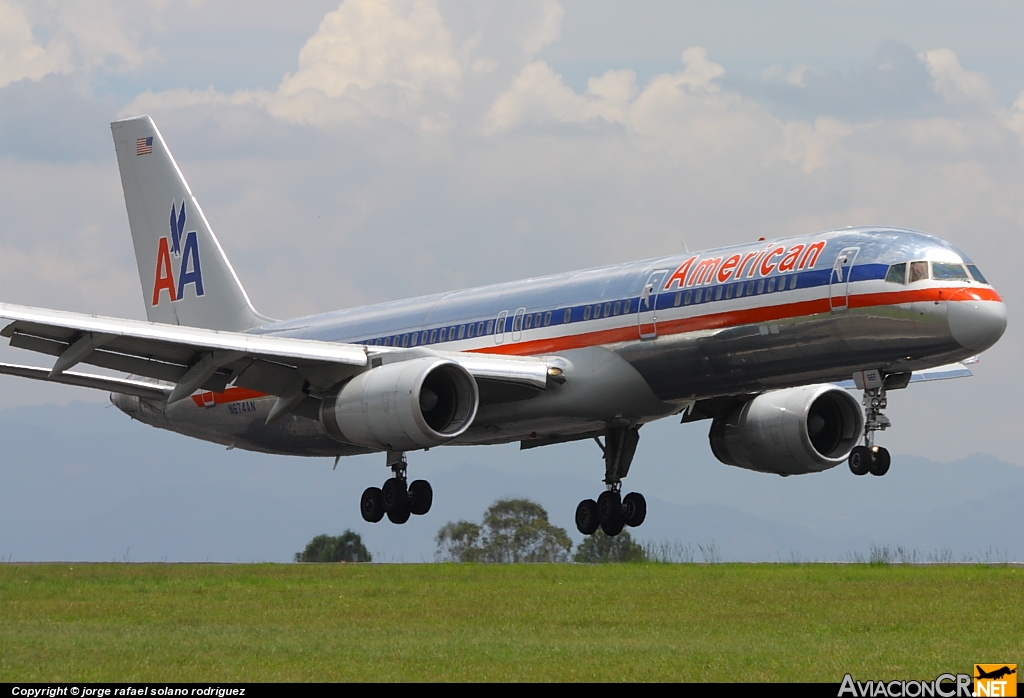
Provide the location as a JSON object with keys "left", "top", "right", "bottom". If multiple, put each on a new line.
{"left": 909, "top": 261, "right": 929, "bottom": 283}
{"left": 931, "top": 263, "right": 969, "bottom": 281}
{"left": 967, "top": 264, "right": 988, "bottom": 284}
{"left": 885, "top": 263, "right": 906, "bottom": 284}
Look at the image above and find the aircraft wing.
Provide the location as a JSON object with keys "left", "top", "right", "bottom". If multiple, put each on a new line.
{"left": 0, "top": 302, "right": 556, "bottom": 409}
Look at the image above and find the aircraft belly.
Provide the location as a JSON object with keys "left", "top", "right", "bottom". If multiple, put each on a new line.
{"left": 620, "top": 303, "right": 964, "bottom": 401}
{"left": 120, "top": 394, "right": 366, "bottom": 457}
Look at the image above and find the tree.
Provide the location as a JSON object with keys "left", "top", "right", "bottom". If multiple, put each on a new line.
{"left": 295, "top": 530, "right": 372, "bottom": 562}
{"left": 573, "top": 529, "right": 646, "bottom": 563}
{"left": 436, "top": 498, "right": 573, "bottom": 563}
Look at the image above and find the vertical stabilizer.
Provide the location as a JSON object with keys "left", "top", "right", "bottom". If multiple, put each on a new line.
{"left": 111, "top": 115, "right": 267, "bottom": 331}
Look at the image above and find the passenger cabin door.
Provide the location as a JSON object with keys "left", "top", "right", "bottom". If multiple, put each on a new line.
{"left": 638, "top": 270, "right": 670, "bottom": 339}
{"left": 829, "top": 247, "right": 860, "bottom": 311}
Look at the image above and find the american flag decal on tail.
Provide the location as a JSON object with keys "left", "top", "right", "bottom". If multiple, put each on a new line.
{"left": 136, "top": 137, "right": 153, "bottom": 155}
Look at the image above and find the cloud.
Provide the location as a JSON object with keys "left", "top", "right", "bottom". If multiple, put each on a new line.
{"left": 0, "top": 0, "right": 73, "bottom": 87}
{"left": 0, "top": 0, "right": 158, "bottom": 88}
{"left": 920, "top": 47, "right": 995, "bottom": 107}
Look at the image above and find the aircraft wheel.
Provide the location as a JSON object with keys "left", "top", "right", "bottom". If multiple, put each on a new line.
{"left": 409, "top": 479, "right": 433, "bottom": 515}
{"left": 360, "top": 487, "right": 385, "bottom": 523}
{"left": 623, "top": 492, "right": 647, "bottom": 527}
{"left": 601, "top": 516, "right": 625, "bottom": 537}
{"left": 869, "top": 447, "right": 891, "bottom": 476}
{"left": 386, "top": 502, "right": 411, "bottom": 524}
{"left": 381, "top": 477, "right": 408, "bottom": 512}
{"left": 575, "top": 499, "right": 599, "bottom": 535}
{"left": 848, "top": 446, "right": 871, "bottom": 476}
{"left": 596, "top": 490, "right": 622, "bottom": 524}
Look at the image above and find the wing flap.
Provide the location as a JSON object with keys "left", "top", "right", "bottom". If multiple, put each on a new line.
{"left": 0, "top": 361, "right": 171, "bottom": 401}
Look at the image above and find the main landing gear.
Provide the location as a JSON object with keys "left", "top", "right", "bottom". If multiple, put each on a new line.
{"left": 360, "top": 451, "right": 433, "bottom": 525}
{"left": 849, "top": 383, "right": 892, "bottom": 477}
{"left": 575, "top": 426, "right": 647, "bottom": 537}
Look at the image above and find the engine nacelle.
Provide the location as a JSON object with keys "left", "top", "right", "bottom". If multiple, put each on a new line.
{"left": 320, "top": 357, "right": 479, "bottom": 451}
{"left": 709, "top": 384, "right": 864, "bottom": 475}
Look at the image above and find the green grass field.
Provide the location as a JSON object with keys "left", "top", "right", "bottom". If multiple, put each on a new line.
{"left": 1, "top": 563, "right": 1021, "bottom": 682}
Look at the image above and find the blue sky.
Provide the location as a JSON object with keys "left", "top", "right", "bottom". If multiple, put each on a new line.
{"left": 1, "top": 1, "right": 1022, "bottom": 547}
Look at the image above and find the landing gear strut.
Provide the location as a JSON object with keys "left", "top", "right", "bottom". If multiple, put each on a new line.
{"left": 575, "top": 426, "right": 647, "bottom": 537}
{"left": 361, "top": 451, "right": 433, "bottom": 524}
{"left": 849, "top": 383, "right": 892, "bottom": 477}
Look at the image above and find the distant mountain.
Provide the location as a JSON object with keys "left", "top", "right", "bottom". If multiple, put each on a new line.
{"left": 1, "top": 401, "right": 1021, "bottom": 562}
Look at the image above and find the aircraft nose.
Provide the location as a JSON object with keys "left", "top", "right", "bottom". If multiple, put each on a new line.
{"left": 947, "top": 291, "right": 1007, "bottom": 352}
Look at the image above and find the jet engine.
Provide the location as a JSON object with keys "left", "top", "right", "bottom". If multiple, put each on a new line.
{"left": 321, "top": 357, "right": 479, "bottom": 451}
{"left": 708, "top": 384, "right": 864, "bottom": 475}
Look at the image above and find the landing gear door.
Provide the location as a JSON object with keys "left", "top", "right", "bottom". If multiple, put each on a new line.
{"left": 829, "top": 247, "right": 860, "bottom": 311}
{"left": 638, "top": 270, "right": 669, "bottom": 339}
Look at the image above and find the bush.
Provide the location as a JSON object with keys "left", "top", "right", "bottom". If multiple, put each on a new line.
{"left": 436, "top": 498, "right": 572, "bottom": 563}
{"left": 295, "top": 530, "right": 372, "bottom": 563}
{"left": 574, "top": 529, "right": 646, "bottom": 563}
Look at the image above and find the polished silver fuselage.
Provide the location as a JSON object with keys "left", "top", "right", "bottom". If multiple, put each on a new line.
{"left": 113, "top": 227, "right": 1006, "bottom": 457}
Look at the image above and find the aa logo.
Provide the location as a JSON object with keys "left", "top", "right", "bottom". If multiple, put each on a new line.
{"left": 974, "top": 664, "right": 1017, "bottom": 697}
{"left": 152, "top": 201, "right": 204, "bottom": 306}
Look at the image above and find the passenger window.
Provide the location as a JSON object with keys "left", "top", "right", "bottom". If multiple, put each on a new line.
{"left": 714, "top": 286, "right": 723, "bottom": 301}
{"left": 789, "top": 275, "right": 797, "bottom": 290}
{"left": 735, "top": 283, "right": 744, "bottom": 298}
{"left": 477, "top": 322, "right": 485, "bottom": 336}
{"left": 747, "top": 281, "right": 755, "bottom": 295}
{"left": 543, "top": 312, "right": 551, "bottom": 326}
{"left": 767, "top": 277, "right": 776, "bottom": 293}
{"left": 684, "top": 290, "right": 692, "bottom": 305}
{"left": 603, "top": 303, "right": 611, "bottom": 317}
{"left": 694, "top": 288, "right": 703, "bottom": 303}
{"left": 467, "top": 323, "right": 476, "bottom": 338}
{"left": 429, "top": 329, "right": 437, "bottom": 343}
{"left": 524, "top": 314, "right": 532, "bottom": 330}
{"left": 593, "top": 304, "right": 602, "bottom": 319}
{"left": 909, "top": 261, "right": 929, "bottom": 283}
{"left": 725, "top": 284, "right": 733, "bottom": 300}
{"left": 458, "top": 325, "right": 466, "bottom": 339}
{"left": 622, "top": 300, "right": 631, "bottom": 313}
{"left": 885, "top": 263, "right": 907, "bottom": 284}
{"left": 932, "top": 263, "right": 969, "bottom": 281}
{"left": 487, "top": 320, "right": 495, "bottom": 334}
{"left": 757, "top": 279, "right": 764, "bottom": 294}
{"left": 967, "top": 265, "right": 988, "bottom": 284}
{"left": 564, "top": 308, "right": 571, "bottom": 323}
{"left": 534, "top": 314, "right": 541, "bottom": 328}
{"left": 410, "top": 332, "right": 419, "bottom": 347}
{"left": 383, "top": 337, "right": 391, "bottom": 346}
{"left": 584, "top": 306, "right": 592, "bottom": 321}
{"left": 614, "top": 301, "right": 621, "bottom": 315}
{"left": 511, "top": 314, "right": 521, "bottom": 332}
{"left": 673, "top": 293, "right": 681, "bottom": 307}
{"left": 402, "top": 334, "right": 410, "bottom": 348}
{"left": 439, "top": 328, "right": 446, "bottom": 342}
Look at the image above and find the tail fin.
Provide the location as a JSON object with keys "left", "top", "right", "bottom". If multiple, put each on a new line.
{"left": 111, "top": 115, "right": 268, "bottom": 331}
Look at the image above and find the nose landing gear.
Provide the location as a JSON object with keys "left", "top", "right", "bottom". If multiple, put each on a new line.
{"left": 849, "top": 382, "right": 892, "bottom": 477}
{"left": 575, "top": 426, "right": 647, "bottom": 536}
{"left": 361, "top": 451, "right": 433, "bottom": 524}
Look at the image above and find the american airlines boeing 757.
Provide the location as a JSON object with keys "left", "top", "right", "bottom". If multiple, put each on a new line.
{"left": 0, "top": 116, "right": 1007, "bottom": 535}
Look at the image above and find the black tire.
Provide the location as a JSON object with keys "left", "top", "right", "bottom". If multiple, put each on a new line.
{"left": 381, "top": 477, "right": 408, "bottom": 513}
{"left": 623, "top": 492, "right": 647, "bottom": 527}
{"left": 601, "top": 517, "right": 625, "bottom": 536}
{"left": 869, "top": 447, "right": 891, "bottom": 476}
{"left": 360, "top": 487, "right": 384, "bottom": 523}
{"left": 575, "top": 499, "right": 599, "bottom": 535}
{"left": 596, "top": 490, "right": 622, "bottom": 524}
{"left": 409, "top": 479, "right": 433, "bottom": 515}
{"left": 386, "top": 502, "right": 411, "bottom": 524}
{"left": 848, "top": 446, "right": 871, "bottom": 476}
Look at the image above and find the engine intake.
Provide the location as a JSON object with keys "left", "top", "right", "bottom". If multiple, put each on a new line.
{"left": 321, "top": 357, "right": 479, "bottom": 451}
{"left": 709, "top": 384, "right": 864, "bottom": 475}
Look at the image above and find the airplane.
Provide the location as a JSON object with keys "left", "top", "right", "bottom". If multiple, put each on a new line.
{"left": 0, "top": 115, "right": 1007, "bottom": 536}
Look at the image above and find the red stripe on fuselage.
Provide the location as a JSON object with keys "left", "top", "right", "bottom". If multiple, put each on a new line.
{"left": 472, "top": 286, "right": 1003, "bottom": 357}
{"left": 191, "top": 386, "right": 267, "bottom": 407}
